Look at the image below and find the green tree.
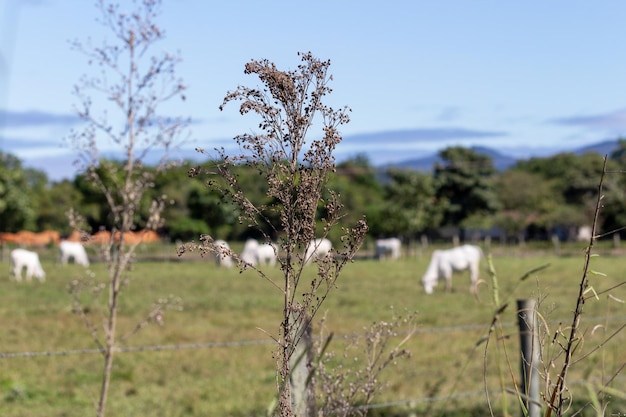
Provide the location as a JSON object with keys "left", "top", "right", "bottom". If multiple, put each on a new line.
{"left": 326, "top": 156, "right": 384, "bottom": 242}
{"left": 0, "top": 152, "right": 38, "bottom": 232}
{"left": 597, "top": 143, "right": 626, "bottom": 236}
{"left": 434, "top": 146, "right": 500, "bottom": 230}
{"left": 493, "top": 169, "right": 560, "bottom": 242}
{"left": 515, "top": 152, "right": 615, "bottom": 238}
{"left": 609, "top": 137, "right": 626, "bottom": 165}
{"left": 367, "top": 168, "right": 439, "bottom": 238}
{"left": 36, "top": 179, "right": 84, "bottom": 234}
{"left": 151, "top": 161, "right": 208, "bottom": 241}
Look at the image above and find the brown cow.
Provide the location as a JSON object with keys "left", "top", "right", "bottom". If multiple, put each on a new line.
{"left": 89, "top": 230, "right": 113, "bottom": 245}
{"left": 0, "top": 232, "right": 21, "bottom": 245}
{"left": 113, "top": 229, "right": 160, "bottom": 244}
{"left": 0, "top": 230, "right": 60, "bottom": 247}
{"left": 66, "top": 230, "right": 83, "bottom": 242}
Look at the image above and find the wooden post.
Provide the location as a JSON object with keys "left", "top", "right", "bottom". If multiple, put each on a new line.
{"left": 517, "top": 299, "right": 541, "bottom": 417}
{"left": 290, "top": 321, "right": 316, "bottom": 417}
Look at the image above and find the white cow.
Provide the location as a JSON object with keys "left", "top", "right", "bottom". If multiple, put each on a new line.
{"left": 256, "top": 242, "right": 278, "bottom": 266}
{"left": 421, "top": 244, "right": 482, "bottom": 295}
{"left": 214, "top": 239, "right": 234, "bottom": 268}
{"left": 58, "top": 240, "right": 90, "bottom": 267}
{"left": 241, "top": 239, "right": 260, "bottom": 265}
{"left": 10, "top": 249, "right": 46, "bottom": 282}
{"left": 375, "top": 237, "right": 402, "bottom": 260}
{"left": 241, "top": 239, "right": 278, "bottom": 267}
{"left": 304, "top": 238, "right": 333, "bottom": 264}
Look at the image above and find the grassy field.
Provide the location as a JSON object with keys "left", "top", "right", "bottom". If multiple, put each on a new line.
{"left": 0, "top": 242, "right": 625, "bottom": 416}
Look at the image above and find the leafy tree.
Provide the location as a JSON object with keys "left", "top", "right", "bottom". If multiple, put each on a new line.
{"left": 603, "top": 140, "right": 626, "bottom": 235}
{"left": 367, "top": 168, "right": 439, "bottom": 238}
{"left": 66, "top": 1, "right": 188, "bottom": 415}
{"left": 72, "top": 159, "right": 124, "bottom": 230}
{"left": 335, "top": 153, "right": 381, "bottom": 189}
{"left": 186, "top": 181, "right": 235, "bottom": 237}
{"left": 433, "top": 146, "right": 500, "bottom": 230}
{"left": 514, "top": 152, "right": 616, "bottom": 237}
{"left": 493, "top": 169, "right": 561, "bottom": 242}
{"left": 0, "top": 152, "right": 38, "bottom": 232}
{"left": 151, "top": 161, "right": 207, "bottom": 241}
{"left": 326, "top": 156, "right": 384, "bottom": 242}
{"left": 35, "top": 179, "right": 84, "bottom": 234}
{"left": 609, "top": 137, "right": 626, "bottom": 165}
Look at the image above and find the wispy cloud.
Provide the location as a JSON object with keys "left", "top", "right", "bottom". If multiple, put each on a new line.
{"left": 549, "top": 109, "right": 626, "bottom": 130}
{"left": 0, "top": 136, "right": 63, "bottom": 152}
{"left": 436, "top": 106, "right": 463, "bottom": 122}
{"left": 0, "top": 109, "right": 81, "bottom": 128}
{"left": 342, "top": 127, "right": 507, "bottom": 145}
{"left": 0, "top": 109, "right": 202, "bottom": 129}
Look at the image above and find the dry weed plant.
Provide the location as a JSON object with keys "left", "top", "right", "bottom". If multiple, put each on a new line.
{"left": 179, "top": 52, "right": 374, "bottom": 416}
{"left": 313, "top": 311, "right": 416, "bottom": 417}
{"left": 65, "top": 1, "right": 187, "bottom": 416}
{"left": 478, "top": 157, "right": 626, "bottom": 417}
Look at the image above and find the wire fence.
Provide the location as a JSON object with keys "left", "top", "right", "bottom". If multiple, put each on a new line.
{"left": 2, "top": 313, "right": 625, "bottom": 414}
{"left": 3, "top": 313, "right": 625, "bottom": 359}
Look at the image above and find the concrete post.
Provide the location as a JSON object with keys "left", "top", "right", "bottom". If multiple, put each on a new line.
{"left": 517, "top": 299, "right": 541, "bottom": 417}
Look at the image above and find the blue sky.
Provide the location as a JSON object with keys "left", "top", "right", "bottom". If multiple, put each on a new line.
{"left": 1, "top": 1, "right": 626, "bottom": 181}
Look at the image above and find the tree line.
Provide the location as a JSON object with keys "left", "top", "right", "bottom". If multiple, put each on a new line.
{"left": 1, "top": 140, "right": 624, "bottom": 244}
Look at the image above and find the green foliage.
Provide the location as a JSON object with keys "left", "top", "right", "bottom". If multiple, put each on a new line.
{"left": 0, "top": 153, "right": 38, "bottom": 232}
{"left": 2, "top": 142, "right": 625, "bottom": 242}
{"left": 367, "top": 168, "right": 439, "bottom": 237}
{"left": 34, "top": 180, "right": 83, "bottom": 234}
{"left": 326, "top": 156, "right": 384, "bottom": 240}
{"left": 167, "top": 217, "right": 209, "bottom": 241}
{"left": 434, "top": 147, "right": 500, "bottom": 227}
{"left": 493, "top": 169, "right": 560, "bottom": 240}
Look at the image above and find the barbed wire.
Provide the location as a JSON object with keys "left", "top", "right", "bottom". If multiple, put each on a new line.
{"left": 0, "top": 339, "right": 273, "bottom": 359}
{"left": 1, "top": 314, "right": 624, "bottom": 414}
{"left": 2, "top": 314, "right": 625, "bottom": 359}
{"left": 352, "top": 374, "right": 626, "bottom": 413}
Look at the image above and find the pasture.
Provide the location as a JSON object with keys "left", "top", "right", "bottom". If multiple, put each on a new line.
{"left": 0, "top": 242, "right": 625, "bottom": 416}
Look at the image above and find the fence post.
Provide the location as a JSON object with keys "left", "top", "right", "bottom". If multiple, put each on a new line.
{"left": 290, "top": 321, "right": 316, "bottom": 417}
{"left": 517, "top": 299, "right": 540, "bottom": 417}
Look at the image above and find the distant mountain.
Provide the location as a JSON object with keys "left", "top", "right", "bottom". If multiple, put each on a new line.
{"left": 382, "top": 139, "right": 621, "bottom": 172}
{"left": 574, "top": 140, "right": 620, "bottom": 157}
{"left": 383, "top": 146, "right": 519, "bottom": 172}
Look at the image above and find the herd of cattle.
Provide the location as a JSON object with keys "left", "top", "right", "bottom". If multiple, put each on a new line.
{"left": 1, "top": 229, "right": 160, "bottom": 282}
{"left": 1, "top": 230, "right": 483, "bottom": 295}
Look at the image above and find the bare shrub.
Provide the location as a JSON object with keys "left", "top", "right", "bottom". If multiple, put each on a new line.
{"left": 66, "top": 1, "right": 188, "bottom": 416}
{"left": 180, "top": 52, "right": 369, "bottom": 416}
{"left": 313, "top": 311, "right": 416, "bottom": 417}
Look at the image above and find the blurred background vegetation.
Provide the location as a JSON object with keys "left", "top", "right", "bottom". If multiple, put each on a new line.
{"left": 2, "top": 140, "right": 626, "bottom": 246}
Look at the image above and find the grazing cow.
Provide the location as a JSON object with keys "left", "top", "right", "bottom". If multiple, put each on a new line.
{"left": 304, "top": 238, "right": 332, "bottom": 264}
{"left": 256, "top": 242, "right": 278, "bottom": 266}
{"left": 421, "top": 244, "right": 482, "bottom": 295}
{"left": 0, "top": 230, "right": 59, "bottom": 247}
{"left": 37, "top": 230, "right": 61, "bottom": 246}
{"left": 112, "top": 229, "right": 160, "bottom": 244}
{"left": 214, "top": 239, "right": 233, "bottom": 268}
{"left": 0, "top": 232, "right": 21, "bottom": 245}
{"left": 58, "top": 240, "right": 90, "bottom": 267}
{"left": 241, "top": 239, "right": 278, "bottom": 267}
{"left": 375, "top": 237, "right": 402, "bottom": 260}
{"left": 66, "top": 230, "right": 85, "bottom": 242}
{"left": 89, "top": 230, "right": 113, "bottom": 245}
{"left": 10, "top": 249, "right": 46, "bottom": 282}
{"left": 241, "top": 239, "right": 260, "bottom": 266}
